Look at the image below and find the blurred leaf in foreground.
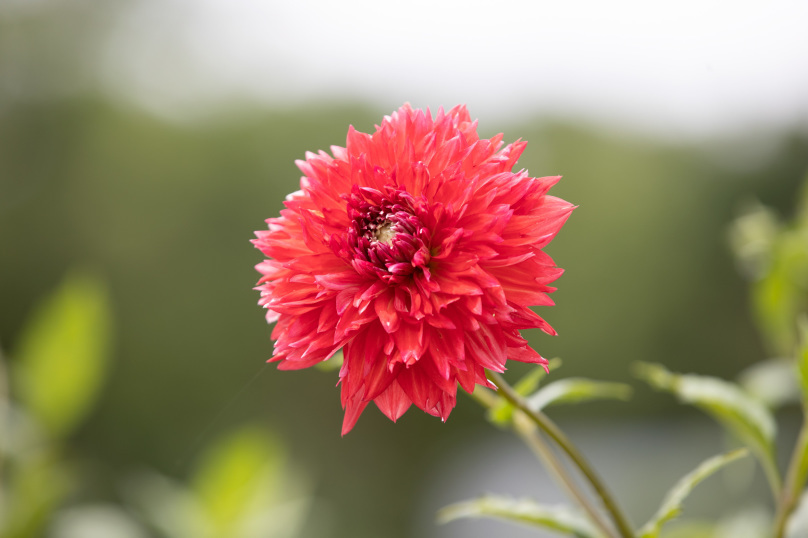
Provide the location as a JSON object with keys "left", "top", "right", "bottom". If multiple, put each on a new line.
{"left": 751, "top": 227, "right": 808, "bottom": 357}
{"left": 126, "top": 425, "right": 314, "bottom": 538}
{"left": 729, "top": 175, "right": 808, "bottom": 357}
{"left": 12, "top": 271, "right": 112, "bottom": 438}
{"left": 728, "top": 201, "right": 781, "bottom": 282}
{"left": 192, "top": 426, "right": 284, "bottom": 532}
{"left": 0, "top": 449, "right": 71, "bottom": 538}
{"left": 798, "top": 317, "right": 808, "bottom": 403}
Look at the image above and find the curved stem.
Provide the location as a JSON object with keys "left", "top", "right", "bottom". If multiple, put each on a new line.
{"left": 763, "top": 448, "right": 785, "bottom": 503}
{"left": 488, "top": 371, "right": 635, "bottom": 538}
{"left": 470, "top": 388, "right": 618, "bottom": 538}
{"left": 514, "top": 415, "right": 620, "bottom": 538}
{"left": 773, "top": 416, "right": 808, "bottom": 538}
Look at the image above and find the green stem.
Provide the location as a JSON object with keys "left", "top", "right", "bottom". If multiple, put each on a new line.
{"left": 763, "top": 447, "right": 785, "bottom": 503}
{"left": 773, "top": 416, "right": 808, "bottom": 538}
{"left": 470, "top": 389, "right": 619, "bottom": 538}
{"left": 488, "top": 371, "right": 635, "bottom": 538}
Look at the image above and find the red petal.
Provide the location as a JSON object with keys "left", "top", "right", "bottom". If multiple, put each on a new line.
{"left": 374, "top": 380, "right": 412, "bottom": 421}
{"left": 507, "top": 346, "right": 550, "bottom": 371}
{"left": 341, "top": 386, "right": 369, "bottom": 435}
{"left": 393, "top": 322, "right": 425, "bottom": 365}
{"left": 374, "top": 292, "right": 400, "bottom": 333}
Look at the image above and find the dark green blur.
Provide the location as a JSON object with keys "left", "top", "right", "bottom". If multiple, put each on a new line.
{"left": 2, "top": 94, "right": 807, "bottom": 538}
{"left": 2, "top": 3, "right": 808, "bottom": 537}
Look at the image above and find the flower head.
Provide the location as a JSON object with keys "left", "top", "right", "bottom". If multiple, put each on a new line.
{"left": 253, "top": 104, "right": 574, "bottom": 434}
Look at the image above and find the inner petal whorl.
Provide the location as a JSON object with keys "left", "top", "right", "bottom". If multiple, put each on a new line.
{"left": 341, "top": 186, "right": 431, "bottom": 281}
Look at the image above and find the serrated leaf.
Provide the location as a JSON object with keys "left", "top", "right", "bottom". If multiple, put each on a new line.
{"left": 737, "top": 358, "right": 801, "bottom": 409}
{"left": 488, "top": 359, "right": 560, "bottom": 426}
{"left": 634, "top": 362, "right": 778, "bottom": 491}
{"left": 526, "top": 378, "right": 632, "bottom": 411}
{"left": 12, "top": 271, "right": 112, "bottom": 438}
{"left": 637, "top": 449, "right": 749, "bottom": 538}
{"left": 437, "top": 496, "right": 603, "bottom": 537}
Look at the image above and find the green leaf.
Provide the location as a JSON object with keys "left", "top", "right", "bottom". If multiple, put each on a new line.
{"left": 191, "top": 426, "right": 285, "bottom": 533}
{"left": 729, "top": 195, "right": 808, "bottom": 357}
{"left": 798, "top": 317, "right": 808, "bottom": 404}
{"left": 752, "top": 262, "right": 802, "bottom": 357}
{"left": 525, "top": 377, "right": 632, "bottom": 411}
{"left": 737, "top": 358, "right": 801, "bottom": 409}
{"left": 1, "top": 449, "right": 72, "bottom": 538}
{"left": 634, "top": 362, "right": 779, "bottom": 493}
{"left": 727, "top": 200, "right": 781, "bottom": 280}
{"left": 12, "top": 271, "right": 112, "bottom": 438}
{"left": 437, "top": 496, "right": 603, "bottom": 537}
{"left": 488, "top": 359, "right": 561, "bottom": 426}
{"left": 126, "top": 427, "right": 311, "bottom": 538}
{"left": 637, "top": 448, "right": 749, "bottom": 538}
{"left": 751, "top": 228, "right": 808, "bottom": 357}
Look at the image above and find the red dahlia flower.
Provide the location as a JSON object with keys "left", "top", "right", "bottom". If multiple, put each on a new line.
{"left": 253, "top": 104, "right": 573, "bottom": 434}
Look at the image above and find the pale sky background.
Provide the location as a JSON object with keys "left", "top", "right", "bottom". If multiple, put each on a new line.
{"left": 100, "top": 0, "right": 808, "bottom": 138}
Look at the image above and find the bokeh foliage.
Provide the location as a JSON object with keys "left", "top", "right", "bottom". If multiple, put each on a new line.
{"left": 13, "top": 271, "right": 111, "bottom": 438}
{"left": 439, "top": 171, "right": 808, "bottom": 536}
{"left": 0, "top": 273, "right": 315, "bottom": 538}
{"left": 3, "top": 2, "right": 808, "bottom": 537}
{"left": 2, "top": 95, "right": 807, "bottom": 537}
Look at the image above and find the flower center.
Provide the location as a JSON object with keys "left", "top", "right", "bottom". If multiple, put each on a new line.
{"left": 339, "top": 185, "right": 432, "bottom": 282}
{"left": 373, "top": 221, "right": 396, "bottom": 245}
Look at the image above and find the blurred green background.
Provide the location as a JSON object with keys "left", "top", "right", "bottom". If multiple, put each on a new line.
{"left": 2, "top": 1, "right": 808, "bottom": 537}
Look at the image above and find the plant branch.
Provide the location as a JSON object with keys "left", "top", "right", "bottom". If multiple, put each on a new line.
{"left": 470, "top": 388, "right": 619, "bottom": 538}
{"left": 773, "top": 416, "right": 808, "bottom": 538}
{"left": 487, "top": 371, "right": 635, "bottom": 538}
